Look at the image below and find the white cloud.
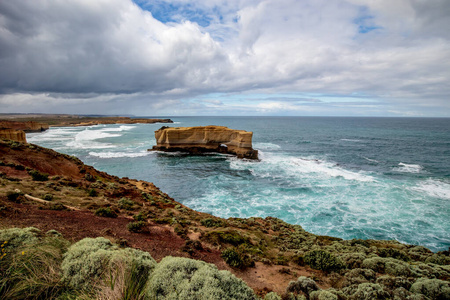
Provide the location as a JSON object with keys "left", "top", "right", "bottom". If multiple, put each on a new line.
{"left": 0, "top": 0, "right": 449, "bottom": 116}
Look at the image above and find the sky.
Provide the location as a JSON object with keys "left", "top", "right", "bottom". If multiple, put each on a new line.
{"left": 0, "top": 0, "right": 449, "bottom": 117}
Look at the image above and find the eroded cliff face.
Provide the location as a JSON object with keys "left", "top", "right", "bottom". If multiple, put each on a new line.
{"left": 0, "top": 129, "right": 27, "bottom": 143}
{"left": 0, "top": 121, "right": 49, "bottom": 132}
{"left": 152, "top": 126, "right": 258, "bottom": 159}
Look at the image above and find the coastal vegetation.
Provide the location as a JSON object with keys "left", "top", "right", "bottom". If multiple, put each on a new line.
{"left": 1, "top": 138, "right": 449, "bottom": 299}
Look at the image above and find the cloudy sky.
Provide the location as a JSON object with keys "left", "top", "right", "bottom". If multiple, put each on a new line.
{"left": 1, "top": 0, "right": 449, "bottom": 116}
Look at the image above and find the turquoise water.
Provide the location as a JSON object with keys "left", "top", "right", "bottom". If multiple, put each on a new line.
{"left": 27, "top": 117, "right": 450, "bottom": 251}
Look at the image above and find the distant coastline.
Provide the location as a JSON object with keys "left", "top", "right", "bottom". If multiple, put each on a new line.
{"left": 0, "top": 113, "right": 173, "bottom": 127}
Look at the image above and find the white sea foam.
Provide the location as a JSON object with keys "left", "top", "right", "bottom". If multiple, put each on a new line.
{"left": 410, "top": 179, "right": 450, "bottom": 200}
{"left": 66, "top": 128, "right": 121, "bottom": 149}
{"left": 89, "top": 151, "right": 151, "bottom": 158}
{"left": 364, "top": 157, "right": 379, "bottom": 163}
{"left": 253, "top": 142, "right": 281, "bottom": 150}
{"left": 27, "top": 128, "right": 78, "bottom": 142}
{"left": 340, "top": 139, "right": 362, "bottom": 142}
{"left": 230, "top": 153, "right": 375, "bottom": 182}
{"left": 101, "top": 125, "right": 136, "bottom": 132}
{"left": 393, "top": 162, "right": 423, "bottom": 173}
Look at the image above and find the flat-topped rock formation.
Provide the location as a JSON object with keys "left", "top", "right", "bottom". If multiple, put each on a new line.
{"left": 0, "top": 120, "right": 49, "bottom": 132}
{"left": 152, "top": 126, "right": 258, "bottom": 159}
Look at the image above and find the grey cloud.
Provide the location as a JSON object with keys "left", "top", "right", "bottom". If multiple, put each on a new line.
{"left": 1, "top": 0, "right": 449, "bottom": 116}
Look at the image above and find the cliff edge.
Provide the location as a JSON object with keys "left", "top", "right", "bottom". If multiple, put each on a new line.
{"left": 152, "top": 126, "right": 258, "bottom": 159}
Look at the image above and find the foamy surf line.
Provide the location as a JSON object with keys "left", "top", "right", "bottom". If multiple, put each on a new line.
{"left": 393, "top": 162, "right": 423, "bottom": 173}
{"left": 410, "top": 179, "right": 450, "bottom": 199}
{"left": 89, "top": 151, "right": 151, "bottom": 158}
{"left": 230, "top": 153, "right": 376, "bottom": 182}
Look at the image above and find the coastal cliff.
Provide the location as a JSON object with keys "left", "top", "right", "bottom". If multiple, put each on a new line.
{"left": 152, "top": 126, "right": 258, "bottom": 159}
{"left": 0, "top": 129, "right": 27, "bottom": 143}
{"left": 0, "top": 120, "right": 49, "bottom": 143}
{"left": 0, "top": 120, "right": 49, "bottom": 132}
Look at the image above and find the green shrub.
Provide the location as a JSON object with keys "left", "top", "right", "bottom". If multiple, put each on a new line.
{"left": 118, "top": 197, "right": 134, "bottom": 210}
{"left": 339, "top": 252, "right": 367, "bottom": 269}
{"left": 362, "top": 257, "right": 413, "bottom": 277}
{"left": 221, "top": 247, "right": 255, "bottom": 269}
{"left": 377, "top": 248, "right": 410, "bottom": 262}
{"left": 343, "top": 268, "right": 376, "bottom": 286}
{"left": 264, "top": 291, "right": 282, "bottom": 300}
{"left": 47, "top": 203, "right": 67, "bottom": 211}
{"left": 361, "top": 257, "right": 386, "bottom": 273}
{"left": 304, "top": 250, "right": 345, "bottom": 272}
{"left": 145, "top": 256, "right": 257, "bottom": 299}
{"left": 202, "top": 230, "right": 251, "bottom": 246}
{"left": 6, "top": 191, "right": 23, "bottom": 203}
{"left": 350, "top": 283, "right": 390, "bottom": 299}
{"left": 133, "top": 212, "right": 147, "bottom": 221}
{"left": 85, "top": 173, "right": 95, "bottom": 182}
{"left": 127, "top": 221, "right": 147, "bottom": 233}
{"left": 425, "top": 254, "right": 450, "bottom": 266}
{"left": 200, "top": 218, "right": 225, "bottom": 228}
{"left": 88, "top": 188, "right": 98, "bottom": 197}
{"left": 376, "top": 275, "right": 413, "bottom": 290}
{"left": 28, "top": 170, "right": 49, "bottom": 181}
{"left": 310, "top": 290, "right": 338, "bottom": 300}
{"left": 0, "top": 227, "right": 40, "bottom": 250}
{"left": 410, "top": 278, "right": 450, "bottom": 300}
{"left": 94, "top": 207, "right": 117, "bottom": 218}
{"left": 286, "top": 276, "right": 319, "bottom": 296}
{"left": 181, "top": 240, "right": 203, "bottom": 255}
{"left": 61, "top": 237, "right": 156, "bottom": 291}
{"left": 43, "top": 194, "right": 53, "bottom": 201}
{"left": 14, "top": 164, "right": 25, "bottom": 171}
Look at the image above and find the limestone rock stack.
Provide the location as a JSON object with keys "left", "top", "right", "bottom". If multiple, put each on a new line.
{"left": 152, "top": 126, "right": 258, "bottom": 159}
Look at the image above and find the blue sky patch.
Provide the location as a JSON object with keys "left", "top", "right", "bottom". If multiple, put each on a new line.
{"left": 133, "top": 0, "right": 213, "bottom": 27}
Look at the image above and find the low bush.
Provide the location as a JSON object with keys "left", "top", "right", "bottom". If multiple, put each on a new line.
{"left": 88, "top": 188, "right": 98, "bottom": 197}
{"left": 377, "top": 248, "right": 410, "bottom": 262}
{"left": 310, "top": 290, "right": 338, "bottom": 300}
{"left": 202, "top": 230, "right": 251, "bottom": 246}
{"left": 133, "top": 212, "right": 147, "bottom": 221}
{"left": 350, "top": 283, "right": 390, "bottom": 300}
{"left": 6, "top": 191, "right": 23, "bottom": 203}
{"left": 286, "top": 276, "right": 319, "bottom": 296}
{"left": 410, "top": 278, "right": 450, "bottom": 300}
{"left": 47, "top": 203, "right": 67, "bottom": 211}
{"left": 43, "top": 194, "right": 53, "bottom": 201}
{"left": 119, "top": 197, "right": 135, "bottom": 210}
{"left": 181, "top": 240, "right": 203, "bottom": 255}
{"left": 145, "top": 256, "right": 257, "bottom": 299}
{"left": 28, "top": 170, "right": 49, "bottom": 181}
{"left": 61, "top": 237, "right": 156, "bottom": 291}
{"left": 85, "top": 173, "right": 95, "bottom": 182}
{"left": 94, "top": 207, "right": 118, "bottom": 218}
{"left": 200, "top": 218, "right": 225, "bottom": 228}
{"left": 264, "top": 292, "right": 282, "bottom": 300}
{"left": 304, "top": 250, "right": 345, "bottom": 272}
{"left": 425, "top": 254, "right": 450, "bottom": 266}
{"left": 221, "top": 247, "right": 255, "bottom": 269}
{"left": 127, "top": 221, "right": 147, "bottom": 233}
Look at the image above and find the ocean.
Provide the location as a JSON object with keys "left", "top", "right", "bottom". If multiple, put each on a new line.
{"left": 27, "top": 117, "right": 450, "bottom": 251}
